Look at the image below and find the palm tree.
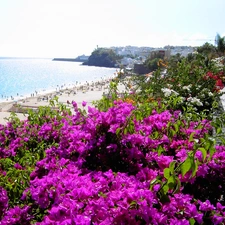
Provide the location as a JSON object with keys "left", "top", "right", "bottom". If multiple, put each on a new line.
{"left": 215, "top": 33, "right": 225, "bottom": 54}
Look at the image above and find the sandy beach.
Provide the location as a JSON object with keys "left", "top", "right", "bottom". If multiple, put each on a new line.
{"left": 0, "top": 80, "right": 127, "bottom": 125}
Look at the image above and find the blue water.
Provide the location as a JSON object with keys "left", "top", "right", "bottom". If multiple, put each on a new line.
{"left": 0, "top": 58, "right": 117, "bottom": 102}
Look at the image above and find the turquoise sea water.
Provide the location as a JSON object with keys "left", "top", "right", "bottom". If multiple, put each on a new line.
{"left": 0, "top": 58, "right": 117, "bottom": 102}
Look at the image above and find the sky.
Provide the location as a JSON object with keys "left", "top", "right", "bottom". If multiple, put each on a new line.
{"left": 0, "top": 0, "right": 225, "bottom": 58}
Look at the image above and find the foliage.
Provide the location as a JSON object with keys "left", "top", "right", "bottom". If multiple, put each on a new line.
{"left": 197, "top": 42, "right": 217, "bottom": 57}
{"left": 83, "top": 48, "right": 121, "bottom": 68}
{"left": 1, "top": 54, "right": 225, "bottom": 224}
{"left": 196, "top": 34, "right": 225, "bottom": 59}
{"left": 144, "top": 57, "right": 161, "bottom": 71}
{"left": 215, "top": 33, "right": 225, "bottom": 55}
{"left": 144, "top": 51, "right": 167, "bottom": 72}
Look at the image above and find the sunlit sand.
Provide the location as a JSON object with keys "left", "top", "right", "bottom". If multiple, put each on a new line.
{"left": 0, "top": 80, "right": 127, "bottom": 125}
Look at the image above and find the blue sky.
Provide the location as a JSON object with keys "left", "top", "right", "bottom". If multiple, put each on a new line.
{"left": 0, "top": 0, "right": 225, "bottom": 58}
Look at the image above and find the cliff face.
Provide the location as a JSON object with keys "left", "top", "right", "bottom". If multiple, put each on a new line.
{"left": 83, "top": 48, "right": 121, "bottom": 68}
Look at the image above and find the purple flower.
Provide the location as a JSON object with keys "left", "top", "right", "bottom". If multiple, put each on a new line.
{"left": 1, "top": 206, "right": 32, "bottom": 224}
{"left": 156, "top": 155, "right": 173, "bottom": 170}
{"left": 82, "top": 101, "right": 87, "bottom": 107}
{"left": 73, "top": 215, "right": 91, "bottom": 224}
{"left": 14, "top": 163, "right": 23, "bottom": 170}
{"left": 216, "top": 202, "right": 225, "bottom": 211}
{"left": 196, "top": 164, "right": 209, "bottom": 177}
{"left": 212, "top": 214, "right": 224, "bottom": 225}
{"left": 72, "top": 100, "right": 78, "bottom": 110}
{"left": 0, "top": 187, "right": 8, "bottom": 218}
{"left": 199, "top": 200, "right": 215, "bottom": 211}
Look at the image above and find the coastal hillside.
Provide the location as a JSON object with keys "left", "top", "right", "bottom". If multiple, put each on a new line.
{"left": 83, "top": 48, "right": 121, "bottom": 68}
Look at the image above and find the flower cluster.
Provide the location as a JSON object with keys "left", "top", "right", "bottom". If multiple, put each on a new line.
{"left": 161, "top": 88, "right": 179, "bottom": 97}
{"left": 0, "top": 100, "right": 225, "bottom": 224}
{"left": 204, "top": 71, "right": 224, "bottom": 92}
{"left": 186, "top": 96, "right": 203, "bottom": 107}
{"left": 211, "top": 56, "right": 225, "bottom": 71}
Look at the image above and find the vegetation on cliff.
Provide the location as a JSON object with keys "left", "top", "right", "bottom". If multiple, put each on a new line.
{"left": 83, "top": 48, "right": 121, "bottom": 67}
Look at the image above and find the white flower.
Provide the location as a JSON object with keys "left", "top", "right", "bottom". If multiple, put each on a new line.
{"left": 161, "top": 88, "right": 179, "bottom": 97}
{"left": 211, "top": 56, "right": 225, "bottom": 70}
{"left": 187, "top": 97, "right": 192, "bottom": 102}
{"left": 200, "top": 94, "right": 205, "bottom": 98}
{"left": 162, "top": 88, "right": 172, "bottom": 97}
{"left": 187, "top": 97, "right": 203, "bottom": 106}
{"left": 183, "top": 85, "right": 192, "bottom": 91}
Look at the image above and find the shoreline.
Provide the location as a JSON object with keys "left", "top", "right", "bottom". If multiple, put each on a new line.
{"left": 0, "top": 76, "right": 113, "bottom": 104}
{"left": 0, "top": 78, "right": 127, "bottom": 125}
{"left": 0, "top": 75, "right": 116, "bottom": 107}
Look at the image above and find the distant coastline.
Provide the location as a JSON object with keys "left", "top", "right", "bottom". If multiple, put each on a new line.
{"left": 52, "top": 55, "right": 89, "bottom": 63}
{"left": 52, "top": 58, "right": 86, "bottom": 62}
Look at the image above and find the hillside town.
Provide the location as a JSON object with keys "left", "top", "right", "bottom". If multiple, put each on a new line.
{"left": 81, "top": 45, "right": 196, "bottom": 71}
{"left": 110, "top": 45, "right": 195, "bottom": 68}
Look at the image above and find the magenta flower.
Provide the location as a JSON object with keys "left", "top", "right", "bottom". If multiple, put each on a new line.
{"left": 0, "top": 187, "right": 8, "bottom": 218}
{"left": 82, "top": 101, "right": 87, "bottom": 107}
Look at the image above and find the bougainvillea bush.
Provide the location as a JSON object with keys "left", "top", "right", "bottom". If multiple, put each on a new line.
{"left": 0, "top": 98, "right": 225, "bottom": 224}
{"left": 1, "top": 53, "right": 225, "bottom": 224}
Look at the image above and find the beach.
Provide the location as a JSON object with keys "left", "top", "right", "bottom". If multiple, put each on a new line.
{"left": 0, "top": 79, "right": 127, "bottom": 125}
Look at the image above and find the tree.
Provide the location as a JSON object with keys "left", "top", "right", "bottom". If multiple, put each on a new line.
{"left": 197, "top": 42, "right": 216, "bottom": 56}
{"left": 144, "top": 51, "right": 166, "bottom": 71}
{"left": 215, "top": 33, "right": 225, "bottom": 54}
{"left": 167, "top": 53, "right": 185, "bottom": 69}
{"left": 144, "top": 58, "right": 160, "bottom": 71}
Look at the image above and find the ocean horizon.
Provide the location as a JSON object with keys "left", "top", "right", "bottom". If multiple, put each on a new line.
{"left": 0, "top": 58, "right": 118, "bottom": 103}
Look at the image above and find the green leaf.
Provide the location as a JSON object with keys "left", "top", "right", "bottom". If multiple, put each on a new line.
{"left": 167, "top": 176, "right": 176, "bottom": 189}
{"left": 189, "top": 218, "right": 196, "bottom": 225}
{"left": 157, "top": 146, "right": 164, "bottom": 156}
{"left": 169, "top": 161, "right": 176, "bottom": 173}
{"left": 173, "top": 177, "right": 181, "bottom": 194}
{"left": 198, "top": 147, "right": 207, "bottom": 161}
{"left": 116, "top": 128, "right": 121, "bottom": 135}
{"left": 163, "top": 168, "right": 170, "bottom": 179}
{"left": 189, "top": 132, "right": 195, "bottom": 142}
{"left": 162, "top": 184, "right": 169, "bottom": 194}
{"left": 180, "top": 156, "right": 192, "bottom": 177}
{"left": 216, "top": 127, "right": 222, "bottom": 134}
{"left": 191, "top": 160, "right": 198, "bottom": 177}
{"left": 209, "top": 146, "right": 216, "bottom": 159}
{"left": 174, "top": 123, "right": 179, "bottom": 132}
{"left": 169, "top": 129, "right": 176, "bottom": 137}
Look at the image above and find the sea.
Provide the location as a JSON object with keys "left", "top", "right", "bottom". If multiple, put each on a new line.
{"left": 0, "top": 58, "right": 118, "bottom": 103}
